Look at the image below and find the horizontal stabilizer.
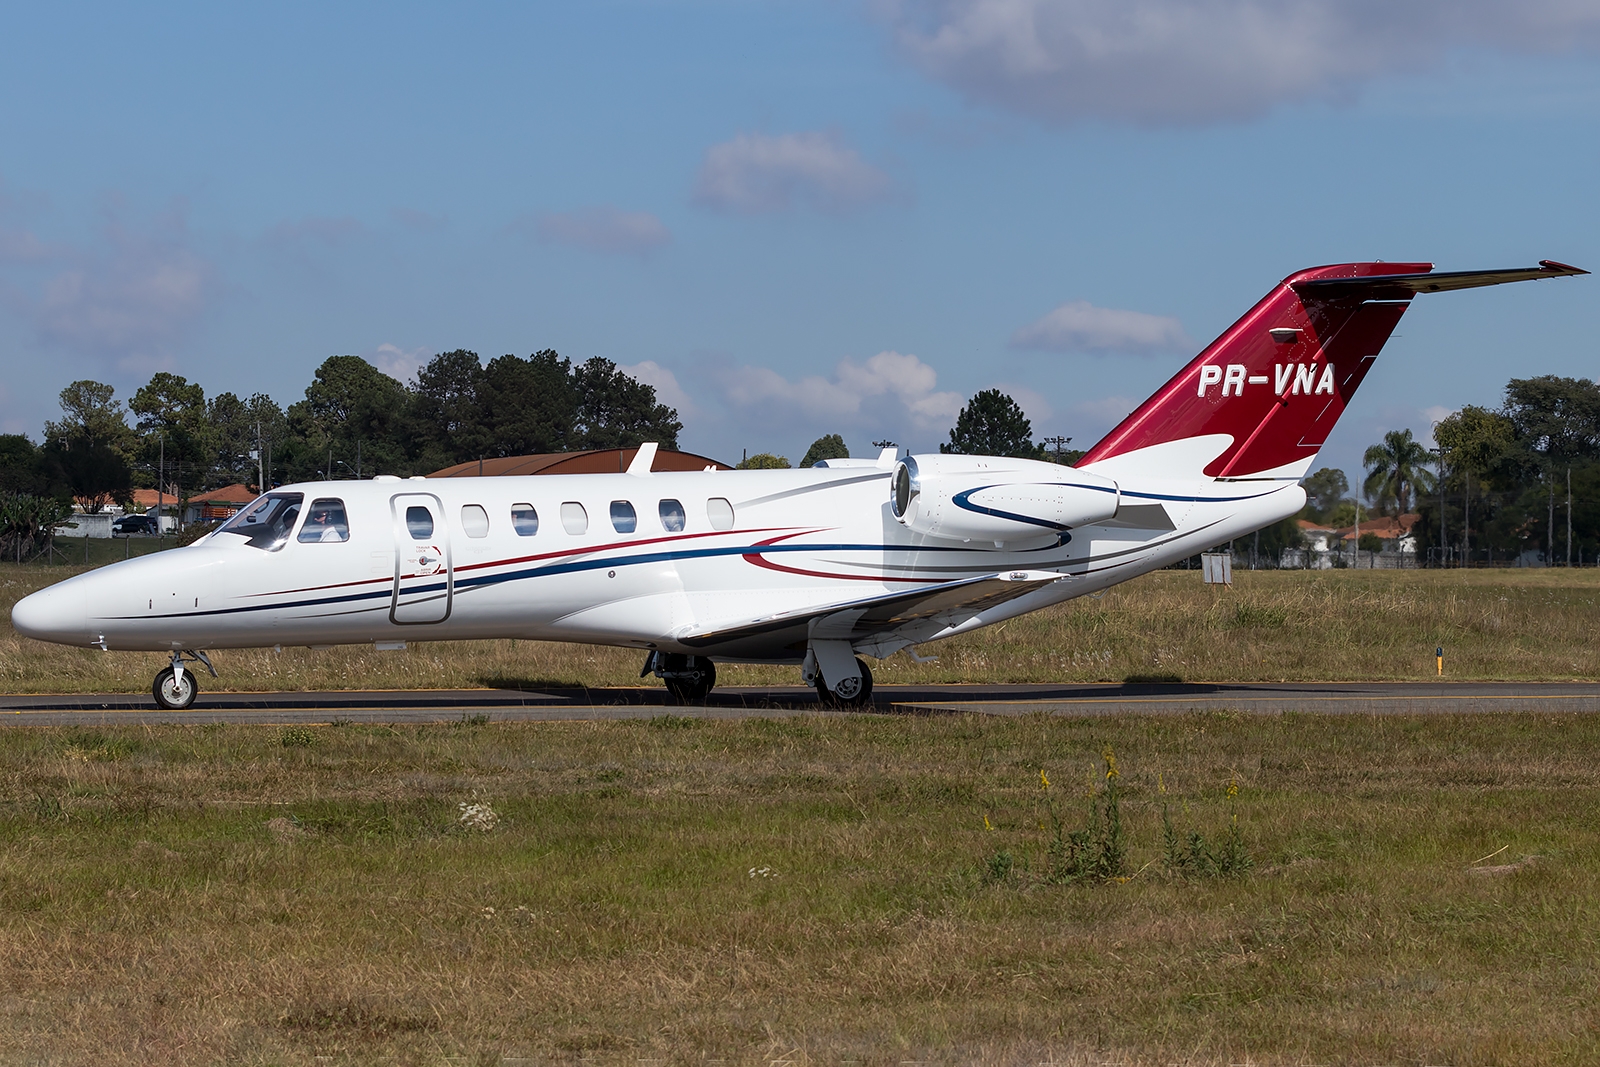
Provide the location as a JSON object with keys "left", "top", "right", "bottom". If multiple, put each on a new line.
{"left": 1295, "top": 260, "right": 1587, "bottom": 301}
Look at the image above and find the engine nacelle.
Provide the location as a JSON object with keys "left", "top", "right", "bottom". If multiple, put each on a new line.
{"left": 889, "top": 454, "right": 1120, "bottom": 545}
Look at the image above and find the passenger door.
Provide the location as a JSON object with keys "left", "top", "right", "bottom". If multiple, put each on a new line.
{"left": 390, "top": 493, "right": 452, "bottom": 624}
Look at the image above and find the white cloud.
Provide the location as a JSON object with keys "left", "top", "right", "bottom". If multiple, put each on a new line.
{"left": 532, "top": 206, "right": 671, "bottom": 254}
{"left": 619, "top": 359, "right": 696, "bottom": 416}
{"left": 1011, "top": 299, "right": 1190, "bottom": 354}
{"left": 879, "top": 0, "right": 1600, "bottom": 125}
{"left": 1419, "top": 405, "right": 1455, "bottom": 449}
{"left": 723, "top": 350, "right": 964, "bottom": 425}
{"left": 693, "top": 131, "right": 893, "bottom": 214}
{"left": 365, "top": 343, "right": 430, "bottom": 385}
{"left": 0, "top": 204, "right": 214, "bottom": 360}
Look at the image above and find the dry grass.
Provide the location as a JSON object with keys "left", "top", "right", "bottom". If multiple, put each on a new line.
{"left": 0, "top": 712, "right": 1597, "bottom": 1064}
{"left": 5, "top": 563, "right": 1600, "bottom": 694}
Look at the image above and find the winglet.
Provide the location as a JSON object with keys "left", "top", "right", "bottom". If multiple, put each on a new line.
{"left": 876, "top": 447, "right": 897, "bottom": 469}
{"left": 626, "top": 442, "right": 659, "bottom": 476}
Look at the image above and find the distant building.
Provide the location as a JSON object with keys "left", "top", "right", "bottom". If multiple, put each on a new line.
{"left": 183, "top": 484, "right": 259, "bottom": 524}
{"left": 1331, "top": 512, "right": 1421, "bottom": 554}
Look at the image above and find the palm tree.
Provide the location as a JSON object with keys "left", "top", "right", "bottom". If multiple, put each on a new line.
{"left": 1363, "top": 428, "right": 1435, "bottom": 515}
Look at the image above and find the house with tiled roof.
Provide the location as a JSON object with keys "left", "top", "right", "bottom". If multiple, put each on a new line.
{"left": 182, "top": 484, "right": 259, "bottom": 524}
{"left": 1330, "top": 512, "right": 1421, "bottom": 553}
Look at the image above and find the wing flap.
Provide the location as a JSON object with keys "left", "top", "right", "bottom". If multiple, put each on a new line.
{"left": 677, "top": 570, "right": 1064, "bottom": 654}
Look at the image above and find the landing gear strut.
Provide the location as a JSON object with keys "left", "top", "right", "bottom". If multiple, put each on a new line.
{"left": 152, "top": 649, "right": 216, "bottom": 711}
{"left": 642, "top": 651, "right": 717, "bottom": 705}
{"left": 814, "top": 657, "right": 873, "bottom": 706}
{"left": 804, "top": 642, "right": 874, "bottom": 707}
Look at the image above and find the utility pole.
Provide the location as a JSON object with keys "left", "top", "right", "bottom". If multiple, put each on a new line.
{"left": 1041, "top": 435, "right": 1073, "bottom": 463}
{"left": 255, "top": 420, "right": 264, "bottom": 494}
{"left": 356, "top": 439, "right": 362, "bottom": 479}
{"left": 1549, "top": 473, "right": 1556, "bottom": 567}
{"left": 158, "top": 433, "right": 165, "bottom": 543}
{"left": 1568, "top": 466, "right": 1573, "bottom": 567}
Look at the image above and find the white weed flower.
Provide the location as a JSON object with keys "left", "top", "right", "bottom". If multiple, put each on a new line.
{"left": 458, "top": 801, "right": 499, "bottom": 832}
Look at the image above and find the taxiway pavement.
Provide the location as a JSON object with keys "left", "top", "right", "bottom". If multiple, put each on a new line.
{"left": 2, "top": 680, "right": 1599, "bottom": 725}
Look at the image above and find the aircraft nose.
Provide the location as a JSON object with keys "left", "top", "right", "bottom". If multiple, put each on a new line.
{"left": 11, "top": 581, "right": 90, "bottom": 645}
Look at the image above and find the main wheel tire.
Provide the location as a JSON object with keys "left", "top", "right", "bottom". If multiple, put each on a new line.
{"left": 816, "top": 657, "right": 873, "bottom": 707}
{"left": 664, "top": 656, "right": 716, "bottom": 706}
{"left": 152, "top": 666, "right": 198, "bottom": 710}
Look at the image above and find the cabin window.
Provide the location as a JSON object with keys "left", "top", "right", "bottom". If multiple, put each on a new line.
{"left": 511, "top": 504, "right": 539, "bottom": 536}
{"left": 560, "top": 501, "right": 588, "bottom": 535}
{"left": 659, "top": 498, "right": 686, "bottom": 533}
{"left": 706, "top": 497, "right": 734, "bottom": 531}
{"left": 218, "top": 492, "right": 303, "bottom": 551}
{"left": 298, "top": 498, "right": 350, "bottom": 543}
{"left": 460, "top": 504, "right": 490, "bottom": 538}
{"left": 610, "top": 500, "right": 637, "bottom": 533}
{"left": 405, "top": 506, "right": 434, "bottom": 540}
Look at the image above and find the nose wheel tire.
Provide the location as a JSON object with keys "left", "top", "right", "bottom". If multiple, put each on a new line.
{"left": 153, "top": 666, "right": 198, "bottom": 710}
{"left": 816, "top": 658, "right": 874, "bottom": 707}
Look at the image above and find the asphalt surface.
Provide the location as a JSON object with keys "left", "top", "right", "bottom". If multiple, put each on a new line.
{"left": 3, "top": 681, "right": 1600, "bottom": 725}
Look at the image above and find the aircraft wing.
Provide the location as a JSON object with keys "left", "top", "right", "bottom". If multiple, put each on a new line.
{"left": 676, "top": 570, "right": 1065, "bottom": 659}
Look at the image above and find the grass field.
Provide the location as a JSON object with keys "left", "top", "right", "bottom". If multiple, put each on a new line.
{"left": 5, "top": 562, "right": 1600, "bottom": 694}
{"left": 0, "top": 711, "right": 1595, "bottom": 1064}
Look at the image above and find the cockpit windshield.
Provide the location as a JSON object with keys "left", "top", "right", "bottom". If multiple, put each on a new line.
{"left": 217, "top": 493, "right": 305, "bottom": 551}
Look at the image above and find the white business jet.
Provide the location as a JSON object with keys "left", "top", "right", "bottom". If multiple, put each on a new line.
{"left": 12, "top": 261, "right": 1586, "bottom": 709}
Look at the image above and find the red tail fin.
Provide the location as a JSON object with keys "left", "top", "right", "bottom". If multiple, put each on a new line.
{"left": 1077, "top": 260, "right": 1586, "bottom": 479}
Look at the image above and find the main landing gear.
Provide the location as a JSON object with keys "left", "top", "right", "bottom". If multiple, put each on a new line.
{"left": 804, "top": 641, "right": 874, "bottom": 707}
{"left": 152, "top": 649, "right": 217, "bottom": 711}
{"left": 642, "top": 651, "right": 717, "bottom": 705}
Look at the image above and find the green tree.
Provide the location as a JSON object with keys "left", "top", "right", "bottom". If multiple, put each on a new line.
{"left": 411, "top": 349, "right": 487, "bottom": 468}
{"left": 130, "top": 372, "right": 211, "bottom": 499}
{"left": 1502, "top": 375, "right": 1600, "bottom": 469}
{"left": 43, "top": 437, "right": 131, "bottom": 513}
{"left": 572, "top": 357, "right": 681, "bottom": 450}
{"left": 1362, "top": 428, "right": 1435, "bottom": 514}
{"left": 1300, "top": 467, "right": 1349, "bottom": 521}
{"left": 478, "top": 351, "right": 579, "bottom": 457}
{"left": 941, "top": 389, "right": 1041, "bottom": 458}
{"left": 287, "top": 356, "right": 412, "bottom": 477}
{"left": 737, "top": 452, "right": 790, "bottom": 469}
{"left": 1434, "top": 406, "right": 1517, "bottom": 484}
{"left": 44, "top": 380, "right": 136, "bottom": 459}
{"left": 800, "top": 434, "right": 850, "bottom": 468}
{"left": 0, "top": 436, "right": 55, "bottom": 497}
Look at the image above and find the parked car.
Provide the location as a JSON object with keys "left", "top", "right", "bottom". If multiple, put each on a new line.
{"left": 111, "top": 514, "right": 158, "bottom": 536}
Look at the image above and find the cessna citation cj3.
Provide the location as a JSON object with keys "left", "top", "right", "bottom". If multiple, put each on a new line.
{"left": 12, "top": 261, "right": 1588, "bottom": 710}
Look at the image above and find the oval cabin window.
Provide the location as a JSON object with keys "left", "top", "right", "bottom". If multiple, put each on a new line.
{"left": 610, "top": 500, "right": 637, "bottom": 534}
{"left": 658, "top": 498, "right": 686, "bottom": 533}
{"left": 706, "top": 497, "right": 734, "bottom": 531}
{"left": 561, "top": 502, "right": 588, "bottom": 535}
{"left": 511, "top": 504, "right": 539, "bottom": 536}
{"left": 405, "top": 505, "right": 434, "bottom": 540}
{"left": 460, "top": 504, "right": 489, "bottom": 538}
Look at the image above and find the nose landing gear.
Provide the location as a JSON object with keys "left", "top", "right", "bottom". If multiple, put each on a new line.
{"left": 641, "top": 651, "right": 717, "bottom": 705}
{"left": 152, "top": 650, "right": 217, "bottom": 711}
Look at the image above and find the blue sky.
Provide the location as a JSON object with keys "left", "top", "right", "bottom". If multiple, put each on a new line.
{"left": 2, "top": 2, "right": 1598, "bottom": 488}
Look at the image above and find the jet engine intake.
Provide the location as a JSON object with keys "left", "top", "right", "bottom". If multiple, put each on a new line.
{"left": 890, "top": 454, "right": 1120, "bottom": 544}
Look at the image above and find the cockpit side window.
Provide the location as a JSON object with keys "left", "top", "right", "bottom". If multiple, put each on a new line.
{"left": 298, "top": 498, "right": 351, "bottom": 543}
{"left": 217, "top": 493, "right": 305, "bottom": 551}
